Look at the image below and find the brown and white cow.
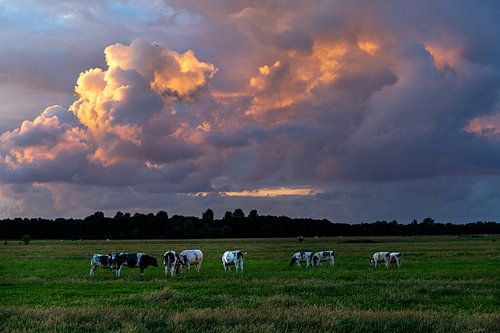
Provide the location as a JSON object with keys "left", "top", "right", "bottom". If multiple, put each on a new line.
{"left": 177, "top": 249, "right": 203, "bottom": 273}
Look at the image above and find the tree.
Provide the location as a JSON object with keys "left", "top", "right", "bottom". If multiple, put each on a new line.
{"left": 223, "top": 211, "right": 233, "bottom": 221}
{"left": 248, "top": 210, "right": 258, "bottom": 219}
{"left": 114, "top": 211, "right": 124, "bottom": 219}
{"left": 233, "top": 209, "right": 245, "bottom": 220}
{"left": 156, "top": 211, "right": 169, "bottom": 220}
{"left": 85, "top": 211, "right": 104, "bottom": 222}
{"left": 21, "top": 234, "right": 31, "bottom": 245}
{"left": 202, "top": 209, "right": 214, "bottom": 223}
{"left": 422, "top": 218, "right": 435, "bottom": 225}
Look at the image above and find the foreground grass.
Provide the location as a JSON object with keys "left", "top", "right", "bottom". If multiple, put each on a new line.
{"left": 0, "top": 236, "right": 499, "bottom": 332}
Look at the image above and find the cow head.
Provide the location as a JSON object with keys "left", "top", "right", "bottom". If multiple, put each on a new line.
{"left": 111, "top": 253, "right": 123, "bottom": 271}
{"left": 174, "top": 253, "right": 184, "bottom": 273}
{"left": 369, "top": 258, "right": 375, "bottom": 267}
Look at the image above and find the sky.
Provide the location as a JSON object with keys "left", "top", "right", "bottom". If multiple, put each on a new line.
{"left": 1, "top": 0, "right": 500, "bottom": 223}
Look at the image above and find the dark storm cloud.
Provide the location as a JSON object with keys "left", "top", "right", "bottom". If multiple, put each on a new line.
{"left": 1, "top": 1, "right": 500, "bottom": 221}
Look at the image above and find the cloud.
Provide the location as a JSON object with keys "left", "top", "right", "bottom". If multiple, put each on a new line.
{"left": 1, "top": 1, "right": 500, "bottom": 221}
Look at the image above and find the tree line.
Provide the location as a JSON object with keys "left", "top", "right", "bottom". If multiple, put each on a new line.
{"left": 0, "top": 209, "right": 499, "bottom": 240}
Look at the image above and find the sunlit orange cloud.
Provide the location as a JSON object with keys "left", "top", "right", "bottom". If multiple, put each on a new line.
{"left": 357, "top": 40, "right": 380, "bottom": 55}
{"left": 153, "top": 49, "right": 217, "bottom": 97}
{"left": 247, "top": 40, "right": 350, "bottom": 120}
{"left": 425, "top": 44, "right": 461, "bottom": 72}
{"left": 2, "top": 128, "right": 88, "bottom": 169}
{"left": 223, "top": 187, "right": 323, "bottom": 197}
{"left": 311, "top": 40, "right": 347, "bottom": 83}
{"left": 465, "top": 114, "right": 500, "bottom": 138}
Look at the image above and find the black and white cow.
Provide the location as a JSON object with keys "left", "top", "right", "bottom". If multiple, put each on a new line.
{"left": 90, "top": 253, "right": 113, "bottom": 276}
{"left": 162, "top": 250, "right": 179, "bottom": 277}
{"left": 112, "top": 253, "right": 158, "bottom": 277}
{"left": 311, "top": 250, "right": 335, "bottom": 267}
{"left": 290, "top": 251, "right": 313, "bottom": 267}
{"left": 370, "top": 252, "right": 390, "bottom": 268}
{"left": 389, "top": 252, "right": 403, "bottom": 268}
{"left": 177, "top": 249, "right": 203, "bottom": 273}
{"left": 221, "top": 250, "right": 245, "bottom": 272}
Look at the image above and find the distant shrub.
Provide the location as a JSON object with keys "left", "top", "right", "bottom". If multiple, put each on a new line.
{"left": 297, "top": 236, "right": 304, "bottom": 242}
{"left": 341, "top": 239, "right": 381, "bottom": 244}
{"left": 21, "top": 234, "right": 31, "bottom": 245}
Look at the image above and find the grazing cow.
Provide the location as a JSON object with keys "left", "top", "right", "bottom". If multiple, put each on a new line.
{"left": 112, "top": 253, "right": 158, "bottom": 277}
{"left": 312, "top": 251, "right": 335, "bottom": 267}
{"left": 290, "top": 251, "right": 313, "bottom": 267}
{"left": 177, "top": 249, "right": 203, "bottom": 273}
{"left": 389, "top": 252, "right": 403, "bottom": 267}
{"left": 222, "top": 250, "right": 246, "bottom": 272}
{"left": 90, "top": 254, "right": 113, "bottom": 276}
{"left": 370, "top": 252, "right": 390, "bottom": 268}
{"left": 162, "top": 251, "right": 179, "bottom": 277}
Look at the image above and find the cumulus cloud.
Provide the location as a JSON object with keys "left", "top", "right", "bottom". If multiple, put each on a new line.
{"left": 1, "top": 1, "right": 500, "bottom": 221}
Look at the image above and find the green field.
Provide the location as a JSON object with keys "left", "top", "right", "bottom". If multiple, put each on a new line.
{"left": 0, "top": 236, "right": 499, "bottom": 332}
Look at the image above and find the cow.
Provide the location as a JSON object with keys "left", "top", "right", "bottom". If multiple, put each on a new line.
{"left": 389, "top": 252, "right": 403, "bottom": 267}
{"left": 370, "top": 252, "right": 390, "bottom": 268}
{"left": 177, "top": 249, "right": 203, "bottom": 273}
{"left": 89, "top": 253, "right": 113, "bottom": 276}
{"left": 222, "top": 250, "right": 246, "bottom": 272}
{"left": 290, "top": 251, "right": 313, "bottom": 267}
{"left": 112, "top": 253, "right": 158, "bottom": 277}
{"left": 162, "top": 250, "right": 179, "bottom": 277}
{"left": 311, "top": 251, "right": 335, "bottom": 267}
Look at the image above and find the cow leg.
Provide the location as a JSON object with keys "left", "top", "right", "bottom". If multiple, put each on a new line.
{"left": 140, "top": 266, "right": 145, "bottom": 276}
{"left": 187, "top": 262, "right": 191, "bottom": 273}
{"left": 297, "top": 261, "right": 302, "bottom": 268}
{"left": 197, "top": 261, "right": 202, "bottom": 273}
{"left": 90, "top": 265, "right": 96, "bottom": 276}
{"left": 240, "top": 261, "right": 244, "bottom": 272}
{"left": 116, "top": 266, "right": 122, "bottom": 278}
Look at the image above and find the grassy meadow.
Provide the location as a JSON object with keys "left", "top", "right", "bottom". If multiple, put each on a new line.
{"left": 0, "top": 236, "right": 499, "bottom": 332}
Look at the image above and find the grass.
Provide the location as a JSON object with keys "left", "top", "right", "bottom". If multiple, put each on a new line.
{"left": 0, "top": 236, "right": 499, "bottom": 332}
